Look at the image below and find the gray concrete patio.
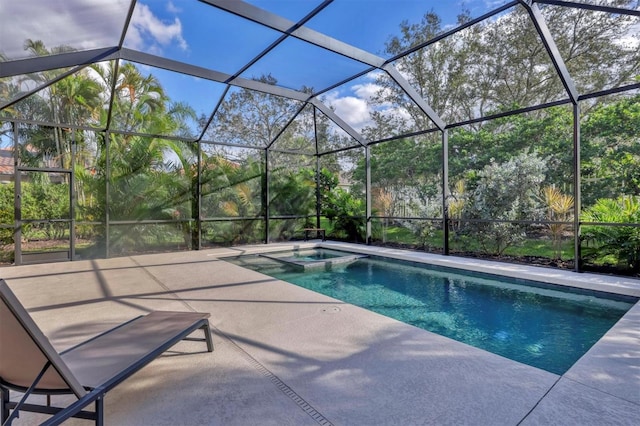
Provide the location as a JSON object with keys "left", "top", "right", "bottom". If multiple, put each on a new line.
{"left": 2, "top": 242, "right": 639, "bottom": 425}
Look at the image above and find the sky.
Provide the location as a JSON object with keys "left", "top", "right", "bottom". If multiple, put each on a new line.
{"left": 1, "top": 0, "right": 638, "bottom": 134}
{"left": 117, "top": 0, "right": 511, "bottom": 131}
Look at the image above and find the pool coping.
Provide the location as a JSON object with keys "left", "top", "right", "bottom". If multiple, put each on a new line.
{"left": 215, "top": 241, "right": 640, "bottom": 298}
{"left": 320, "top": 242, "right": 640, "bottom": 298}
{"left": 211, "top": 241, "right": 640, "bottom": 416}
{"left": 4, "top": 243, "right": 636, "bottom": 424}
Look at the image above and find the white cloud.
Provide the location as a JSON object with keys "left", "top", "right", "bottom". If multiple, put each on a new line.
{"left": 128, "top": 3, "right": 188, "bottom": 52}
{"left": 0, "top": 0, "right": 130, "bottom": 59}
{"left": 322, "top": 86, "right": 376, "bottom": 132}
{"left": 0, "top": 1, "right": 188, "bottom": 60}
{"left": 329, "top": 94, "right": 371, "bottom": 130}
{"left": 166, "top": 1, "right": 182, "bottom": 14}
{"left": 351, "top": 83, "right": 378, "bottom": 101}
{"left": 322, "top": 72, "right": 407, "bottom": 132}
{"left": 616, "top": 21, "right": 640, "bottom": 49}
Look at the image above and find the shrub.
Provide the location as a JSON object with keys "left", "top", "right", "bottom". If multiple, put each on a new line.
{"left": 581, "top": 196, "right": 640, "bottom": 273}
{"left": 322, "top": 188, "right": 366, "bottom": 242}
{"left": 465, "top": 152, "right": 547, "bottom": 255}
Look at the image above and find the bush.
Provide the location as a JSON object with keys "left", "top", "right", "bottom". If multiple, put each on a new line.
{"left": 465, "top": 152, "right": 547, "bottom": 254}
{"left": 582, "top": 196, "right": 640, "bottom": 273}
{"left": 322, "top": 188, "right": 366, "bottom": 242}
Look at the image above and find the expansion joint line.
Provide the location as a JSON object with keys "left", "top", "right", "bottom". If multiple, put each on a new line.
{"left": 134, "top": 259, "right": 333, "bottom": 426}
{"left": 516, "top": 375, "right": 563, "bottom": 425}
{"left": 210, "top": 326, "right": 334, "bottom": 426}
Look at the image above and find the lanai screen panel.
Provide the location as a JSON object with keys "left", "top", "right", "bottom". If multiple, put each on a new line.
{"left": 540, "top": 3, "right": 640, "bottom": 96}
{"left": 109, "top": 60, "right": 228, "bottom": 138}
{"left": 0, "top": 123, "right": 14, "bottom": 263}
{"left": 268, "top": 151, "right": 316, "bottom": 242}
{"left": 200, "top": 145, "right": 263, "bottom": 219}
{"left": 15, "top": 124, "right": 72, "bottom": 169}
{"left": 200, "top": 145, "right": 264, "bottom": 246}
{"left": 1, "top": 76, "right": 27, "bottom": 112}
{"left": 124, "top": 0, "right": 285, "bottom": 76}
{"left": 0, "top": 0, "right": 130, "bottom": 61}
{"left": 319, "top": 147, "right": 366, "bottom": 242}
{"left": 369, "top": 133, "right": 443, "bottom": 249}
{"left": 240, "top": 35, "right": 372, "bottom": 93}
{"left": 7, "top": 61, "right": 115, "bottom": 129}
{"left": 0, "top": 66, "right": 87, "bottom": 124}
{"left": 58, "top": 127, "right": 106, "bottom": 260}
{"left": 371, "top": 134, "right": 443, "bottom": 219}
{"left": 107, "top": 134, "right": 193, "bottom": 221}
{"left": 319, "top": 69, "right": 438, "bottom": 143}
{"left": 393, "top": 4, "right": 569, "bottom": 126}
{"left": 446, "top": 105, "right": 576, "bottom": 261}
{"left": 204, "top": 85, "right": 304, "bottom": 148}
{"left": 0, "top": 123, "right": 14, "bottom": 226}
{"left": 243, "top": 0, "right": 324, "bottom": 21}
{"left": 315, "top": 109, "right": 362, "bottom": 154}
{"left": 580, "top": 93, "right": 640, "bottom": 207}
{"left": 270, "top": 103, "right": 316, "bottom": 155}
{"left": 304, "top": 0, "right": 514, "bottom": 59}
{"left": 579, "top": 93, "right": 640, "bottom": 273}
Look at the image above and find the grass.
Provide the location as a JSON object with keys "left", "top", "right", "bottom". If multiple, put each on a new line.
{"left": 377, "top": 226, "right": 415, "bottom": 242}
{"left": 376, "top": 224, "right": 575, "bottom": 260}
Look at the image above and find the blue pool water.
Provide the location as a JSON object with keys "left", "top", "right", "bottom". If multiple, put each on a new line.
{"left": 227, "top": 249, "right": 636, "bottom": 374}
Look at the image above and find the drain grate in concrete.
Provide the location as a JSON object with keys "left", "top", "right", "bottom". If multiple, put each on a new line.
{"left": 214, "top": 327, "right": 334, "bottom": 426}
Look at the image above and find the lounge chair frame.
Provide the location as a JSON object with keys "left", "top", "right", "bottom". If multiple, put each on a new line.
{"left": 0, "top": 279, "right": 213, "bottom": 426}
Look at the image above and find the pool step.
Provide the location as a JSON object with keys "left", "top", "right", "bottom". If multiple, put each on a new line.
{"left": 259, "top": 253, "right": 368, "bottom": 270}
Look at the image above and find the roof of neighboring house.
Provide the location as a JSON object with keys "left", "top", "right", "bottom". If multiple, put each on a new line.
{"left": 0, "top": 148, "right": 14, "bottom": 176}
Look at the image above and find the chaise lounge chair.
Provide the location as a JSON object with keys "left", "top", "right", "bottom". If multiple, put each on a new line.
{"left": 0, "top": 279, "right": 213, "bottom": 426}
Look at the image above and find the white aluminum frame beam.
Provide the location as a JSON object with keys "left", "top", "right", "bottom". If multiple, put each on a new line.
{"left": 519, "top": 0, "right": 579, "bottom": 103}
{"left": 199, "top": 0, "right": 385, "bottom": 68}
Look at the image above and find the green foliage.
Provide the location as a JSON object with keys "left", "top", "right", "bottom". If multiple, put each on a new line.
{"left": 581, "top": 196, "right": 640, "bottom": 273}
{"left": 0, "top": 177, "right": 69, "bottom": 243}
{"left": 315, "top": 167, "right": 367, "bottom": 242}
{"left": 0, "top": 184, "right": 14, "bottom": 244}
{"left": 464, "top": 152, "right": 547, "bottom": 254}
{"left": 269, "top": 168, "right": 315, "bottom": 216}
{"left": 322, "top": 186, "right": 366, "bottom": 242}
{"left": 581, "top": 95, "right": 640, "bottom": 205}
{"left": 269, "top": 168, "right": 316, "bottom": 239}
{"left": 4, "top": 21, "right": 640, "bottom": 271}
{"left": 540, "top": 186, "right": 574, "bottom": 260}
{"left": 21, "top": 175, "right": 70, "bottom": 240}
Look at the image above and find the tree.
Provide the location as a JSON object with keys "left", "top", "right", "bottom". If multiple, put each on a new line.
{"left": 204, "top": 75, "right": 304, "bottom": 151}
{"left": 581, "top": 94, "right": 640, "bottom": 206}
{"left": 369, "top": 2, "right": 640, "bottom": 130}
{"left": 463, "top": 151, "right": 547, "bottom": 254}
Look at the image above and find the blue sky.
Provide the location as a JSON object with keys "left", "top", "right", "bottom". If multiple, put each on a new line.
{"left": 1, "top": 0, "right": 512, "bottom": 132}
{"left": 119, "top": 0, "right": 511, "bottom": 130}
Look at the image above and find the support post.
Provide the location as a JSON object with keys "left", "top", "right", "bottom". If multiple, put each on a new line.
{"left": 365, "top": 145, "right": 372, "bottom": 245}
{"left": 573, "top": 103, "right": 582, "bottom": 272}
{"left": 105, "top": 131, "right": 110, "bottom": 258}
{"left": 263, "top": 148, "right": 270, "bottom": 244}
{"left": 442, "top": 130, "right": 450, "bottom": 255}
{"left": 314, "top": 107, "right": 321, "bottom": 230}
{"left": 70, "top": 129, "right": 76, "bottom": 260}
{"left": 13, "top": 122, "right": 22, "bottom": 265}
{"left": 196, "top": 140, "right": 202, "bottom": 250}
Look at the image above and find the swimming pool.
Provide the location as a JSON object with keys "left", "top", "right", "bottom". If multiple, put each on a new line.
{"left": 226, "top": 249, "right": 636, "bottom": 374}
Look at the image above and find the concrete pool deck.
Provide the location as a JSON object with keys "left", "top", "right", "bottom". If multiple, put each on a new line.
{"left": 1, "top": 242, "right": 638, "bottom": 425}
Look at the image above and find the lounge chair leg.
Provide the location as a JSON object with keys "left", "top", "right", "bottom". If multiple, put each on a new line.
{"left": 95, "top": 396, "right": 104, "bottom": 426}
{"left": 1, "top": 385, "right": 9, "bottom": 424}
{"left": 202, "top": 323, "right": 214, "bottom": 352}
